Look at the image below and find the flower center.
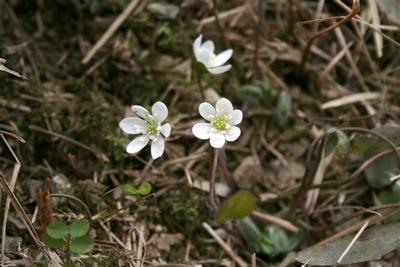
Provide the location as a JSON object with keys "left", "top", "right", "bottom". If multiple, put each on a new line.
{"left": 134, "top": 114, "right": 162, "bottom": 142}
{"left": 147, "top": 123, "right": 159, "bottom": 134}
{"left": 208, "top": 109, "right": 233, "bottom": 134}
{"left": 146, "top": 119, "right": 162, "bottom": 140}
{"left": 208, "top": 53, "right": 217, "bottom": 67}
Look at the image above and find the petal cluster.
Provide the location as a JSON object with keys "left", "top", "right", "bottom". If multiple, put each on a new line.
{"left": 119, "top": 102, "right": 171, "bottom": 159}
{"left": 193, "top": 34, "right": 233, "bottom": 74}
{"left": 192, "top": 98, "right": 242, "bottom": 148}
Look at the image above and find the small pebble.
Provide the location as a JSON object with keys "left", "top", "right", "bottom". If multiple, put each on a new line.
{"left": 146, "top": 2, "right": 180, "bottom": 20}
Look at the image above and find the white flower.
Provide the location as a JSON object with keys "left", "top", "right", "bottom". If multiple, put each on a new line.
{"left": 192, "top": 98, "right": 242, "bottom": 148}
{"left": 193, "top": 34, "right": 233, "bottom": 74}
{"left": 119, "top": 102, "right": 171, "bottom": 159}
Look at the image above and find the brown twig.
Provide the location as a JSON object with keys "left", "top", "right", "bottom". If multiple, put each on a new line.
{"left": 300, "top": 0, "right": 360, "bottom": 73}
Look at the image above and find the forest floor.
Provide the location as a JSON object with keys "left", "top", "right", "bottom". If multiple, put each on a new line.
{"left": 1, "top": 0, "right": 400, "bottom": 266}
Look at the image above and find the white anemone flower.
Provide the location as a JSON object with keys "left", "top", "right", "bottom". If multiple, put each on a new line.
{"left": 193, "top": 34, "right": 233, "bottom": 74}
{"left": 119, "top": 102, "right": 171, "bottom": 160}
{"left": 192, "top": 98, "right": 242, "bottom": 148}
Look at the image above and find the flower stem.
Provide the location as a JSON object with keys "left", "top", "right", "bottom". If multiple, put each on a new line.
{"left": 65, "top": 233, "right": 71, "bottom": 266}
{"left": 209, "top": 148, "right": 219, "bottom": 212}
{"left": 196, "top": 70, "right": 205, "bottom": 101}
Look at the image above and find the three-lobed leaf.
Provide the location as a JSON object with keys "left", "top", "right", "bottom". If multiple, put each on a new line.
{"left": 46, "top": 221, "right": 69, "bottom": 239}
{"left": 137, "top": 182, "right": 152, "bottom": 195}
{"left": 123, "top": 183, "right": 152, "bottom": 196}
{"left": 70, "top": 219, "right": 90, "bottom": 237}
{"left": 123, "top": 184, "right": 137, "bottom": 195}
{"left": 70, "top": 236, "right": 95, "bottom": 254}
{"left": 43, "top": 232, "right": 66, "bottom": 249}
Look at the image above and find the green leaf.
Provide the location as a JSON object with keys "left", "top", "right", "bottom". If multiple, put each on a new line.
{"left": 137, "top": 182, "right": 152, "bottom": 195}
{"left": 364, "top": 152, "right": 397, "bottom": 189}
{"left": 123, "top": 184, "right": 137, "bottom": 195}
{"left": 258, "top": 225, "right": 299, "bottom": 257}
{"left": 70, "top": 236, "right": 95, "bottom": 254}
{"left": 43, "top": 232, "right": 66, "bottom": 249}
{"left": 46, "top": 221, "right": 69, "bottom": 239}
{"left": 216, "top": 190, "right": 255, "bottom": 224}
{"left": 351, "top": 125, "right": 400, "bottom": 152}
{"left": 324, "top": 130, "right": 350, "bottom": 158}
{"left": 276, "top": 91, "right": 292, "bottom": 128}
{"left": 70, "top": 219, "right": 90, "bottom": 237}
{"left": 296, "top": 222, "right": 400, "bottom": 265}
{"left": 193, "top": 61, "right": 208, "bottom": 74}
{"left": 335, "top": 131, "right": 351, "bottom": 156}
{"left": 238, "top": 216, "right": 262, "bottom": 246}
{"left": 377, "top": 183, "right": 400, "bottom": 224}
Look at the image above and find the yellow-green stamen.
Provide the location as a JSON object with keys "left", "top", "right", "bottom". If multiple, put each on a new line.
{"left": 208, "top": 109, "right": 233, "bottom": 135}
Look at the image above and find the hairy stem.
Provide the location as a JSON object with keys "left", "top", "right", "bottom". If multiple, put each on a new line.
{"left": 65, "top": 233, "right": 71, "bottom": 267}
{"left": 209, "top": 148, "right": 219, "bottom": 212}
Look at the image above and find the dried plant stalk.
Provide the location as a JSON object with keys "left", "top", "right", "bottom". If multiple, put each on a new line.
{"left": 35, "top": 178, "right": 54, "bottom": 233}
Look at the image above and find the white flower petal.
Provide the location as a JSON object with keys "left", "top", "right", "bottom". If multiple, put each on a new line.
{"left": 199, "top": 102, "right": 216, "bottom": 120}
{"left": 224, "top": 126, "right": 241, "bottom": 142}
{"left": 193, "top": 34, "right": 202, "bottom": 57}
{"left": 208, "top": 65, "right": 232, "bottom": 74}
{"left": 196, "top": 49, "right": 210, "bottom": 67}
{"left": 213, "top": 49, "right": 232, "bottom": 67}
{"left": 161, "top": 123, "right": 171, "bottom": 137}
{"left": 152, "top": 101, "right": 168, "bottom": 122}
{"left": 131, "top": 105, "right": 150, "bottom": 119}
{"left": 216, "top": 98, "right": 233, "bottom": 114}
{"left": 151, "top": 136, "right": 165, "bottom": 159}
{"left": 231, "top": 110, "right": 243, "bottom": 125}
{"left": 210, "top": 133, "right": 226, "bottom": 148}
{"left": 126, "top": 134, "right": 150, "bottom": 154}
{"left": 119, "top": 117, "right": 146, "bottom": 134}
{"left": 192, "top": 123, "right": 212, "bottom": 140}
{"left": 200, "top": 40, "right": 215, "bottom": 54}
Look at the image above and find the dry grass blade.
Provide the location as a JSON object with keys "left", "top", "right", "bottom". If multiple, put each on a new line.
{"left": 81, "top": 0, "right": 142, "bottom": 64}
{"left": 321, "top": 92, "right": 381, "bottom": 109}
{"left": 0, "top": 57, "right": 27, "bottom": 79}
{"left": 334, "top": 221, "right": 369, "bottom": 266}
{"left": 251, "top": 210, "right": 299, "bottom": 233}
{"left": 0, "top": 97, "right": 31, "bottom": 112}
{"left": 318, "top": 41, "right": 353, "bottom": 87}
{"left": 366, "top": 0, "right": 383, "bottom": 58}
{"left": 1, "top": 134, "right": 21, "bottom": 266}
{"left": 202, "top": 222, "right": 248, "bottom": 267}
